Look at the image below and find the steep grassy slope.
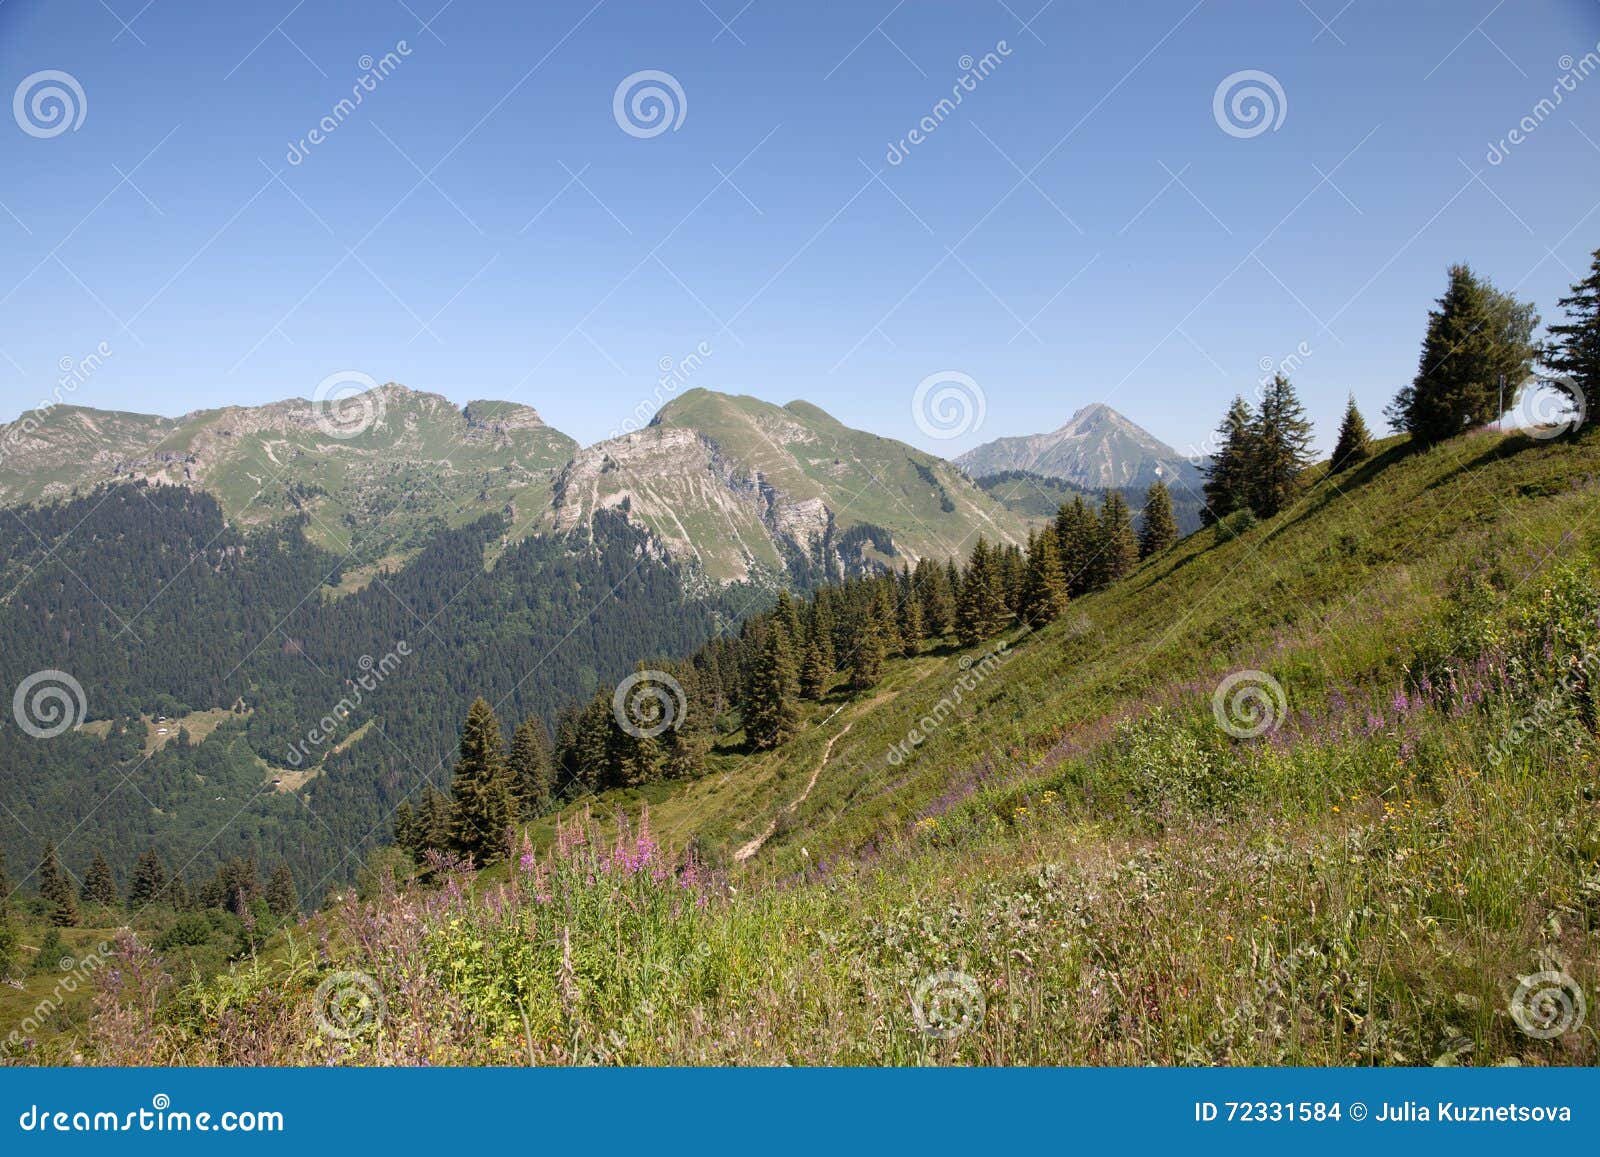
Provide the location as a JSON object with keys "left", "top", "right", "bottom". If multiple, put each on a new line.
{"left": 64, "top": 425, "right": 1600, "bottom": 1066}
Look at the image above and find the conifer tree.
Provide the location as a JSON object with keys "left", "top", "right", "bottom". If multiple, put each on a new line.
{"left": 128, "top": 849, "right": 169, "bottom": 909}
{"left": 1250, "top": 374, "right": 1315, "bottom": 517}
{"left": 799, "top": 634, "right": 830, "bottom": 699}
{"left": 1389, "top": 264, "right": 1538, "bottom": 443}
{"left": 1202, "top": 396, "right": 1255, "bottom": 525}
{"left": 849, "top": 613, "right": 886, "bottom": 691}
{"left": 915, "top": 557, "right": 954, "bottom": 637}
{"left": 81, "top": 850, "right": 118, "bottom": 908}
{"left": 38, "top": 843, "right": 78, "bottom": 927}
{"left": 1545, "top": 246, "right": 1600, "bottom": 419}
{"left": 449, "top": 697, "right": 517, "bottom": 864}
{"left": 416, "top": 786, "right": 454, "bottom": 855}
{"left": 744, "top": 622, "right": 799, "bottom": 749}
{"left": 1054, "top": 496, "right": 1097, "bottom": 596}
{"left": 1095, "top": 490, "right": 1139, "bottom": 585}
{"left": 509, "top": 716, "right": 555, "bottom": 818}
{"left": 1019, "top": 524, "right": 1070, "bottom": 625}
{"left": 265, "top": 862, "right": 299, "bottom": 918}
{"left": 1329, "top": 394, "right": 1373, "bottom": 472}
{"left": 956, "top": 538, "right": 1008, "bottom": 646}
{"left": 1137, "top": 480, "right": 1178, "bottom": 558}
{"left": 896, "top": 565, "right": 925, "bottom": 655}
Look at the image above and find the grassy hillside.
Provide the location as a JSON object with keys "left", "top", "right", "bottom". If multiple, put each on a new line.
{"left": 52, "top": 424, "right": 1600, "bottom": 1066}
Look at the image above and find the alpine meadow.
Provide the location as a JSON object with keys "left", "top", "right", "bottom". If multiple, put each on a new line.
{"left": 1, "top": 0, "right": 1598, "bottom": 1108}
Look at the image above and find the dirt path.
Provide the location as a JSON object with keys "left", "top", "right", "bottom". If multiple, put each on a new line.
{"left": 732, "top": 718, "right": 853, "bottom": 863}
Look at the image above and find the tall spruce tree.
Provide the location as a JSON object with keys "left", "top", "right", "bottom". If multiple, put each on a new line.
{"left": 1055, "top": 495, "right": 1097, "bottom": 596}
{"left": 915, "top": 557, "right": 954, "bottom": 637}
{"left": 1202, "top": 396, "right": 1255, "bottom": 525}
{"left": 1095, "top": 490, "right": 1139, "bottom": 585}
{"left": 956, "top": 538, "right": 1009, "bottom": 647}
{"left": 38, "top": 842, "right": 78, "bottom": 927}
{"left": 1330, "top": 394, "right": 1373, "bottom": 472}
{"left": 1018, "top": 524, "right": 1070, "bottom": 625}
{"left": 849, "top": 613, "right": 886, "bottom": 691}
{"left": 128, "top": 848, "right": 169, "bottom": 909}
{"left": 1250, "top": 374, "right": 1315, "bottom": 517}
{"left": 508, "top": 716, "right": 555, "bottom": 818}
{"left": 744, "top": 621, "right": 799, "bottom": 749}
{"left": 449, "top": 698, "right": 517, "bottom": 864}
{"left": 81, "top": 850, "right": 118, "bottom": 908}
{"left": 1390, "top": 264, "right": 1538, "bottom": 443}
{"left": 265, "top": 862, "right": 299, "bottom": 918}
{"left": 1137, "top": 480, "right": 1178, "bottom": 558}
{"left": 1545, "top": 246, "right": 1600, "bottom": 421}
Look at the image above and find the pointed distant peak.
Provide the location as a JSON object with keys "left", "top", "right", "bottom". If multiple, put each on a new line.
{"left": 1060, "top": 401, "right": 1126, "bottom": 430}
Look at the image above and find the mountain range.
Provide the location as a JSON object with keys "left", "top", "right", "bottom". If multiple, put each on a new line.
{"left": 2, "top": 387, "right": 1190, "bottom": 587}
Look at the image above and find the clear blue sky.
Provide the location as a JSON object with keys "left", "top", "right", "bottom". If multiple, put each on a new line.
{"left": 2, "top": 0, "right": 1598, "bottom": 456}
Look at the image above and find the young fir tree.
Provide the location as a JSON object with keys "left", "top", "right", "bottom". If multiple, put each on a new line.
{"left": 1137, "top": 479, "right": 1178, "bottom": 558}
{"left": 744, "top": 621, "right": 799, "bottom": 750}
{"left": 896, "top": 565, "right": 925, "bottom": 655}
{"left": 1544, "top": 246, "right": 1600, "bottom": 421}
{"left": 80, "top": 849, "right": 118, "bottom": 908}
{"left": 1202, "top": 396, "right": 1255, "bottom": 525}
{"left": 38, "top": 842, "right": 78, "bottom": 927}
{"left": 449, "top": 697, "right": 517, "bottom": 864}
{"left": 1095, "top": 490, "right": 1140, "bottom": 586}
{"left": 956, "top": 538, "right": 1009, "bottom": 647}
{"left": 416, "top": 785, "right": 455, "bottom": 856}
{"left": 915, "top": 557, "right": 954, "bottom": 638}
{"left": 849, "top": 612, "right": 886, "bottom": 691}
{"left": 799, "top": 634, "right": 830, "bottom": 699}
{"left": 1329, "top": 394, "right": 1373, "bottom": 472}
{"left": 1018, "top": 524, "right": 1070, "bottom": 625}
{"left": 1054, "top": 495, "right": 1097, "bottom": 596}
{"left": 1250, "top": 374, "right": 1315, "bottom": 517}
{"left": 508, "top": 716, "right": 555, "bottom": 818}
{"left": 265, "top": 862, "right": 299, "bottom": 918}
{"left": 128, "top": 848, "right": 169, "bottom": 909}
{"left": 1389, "top": 264, "right": 1538, "bottom": 444}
